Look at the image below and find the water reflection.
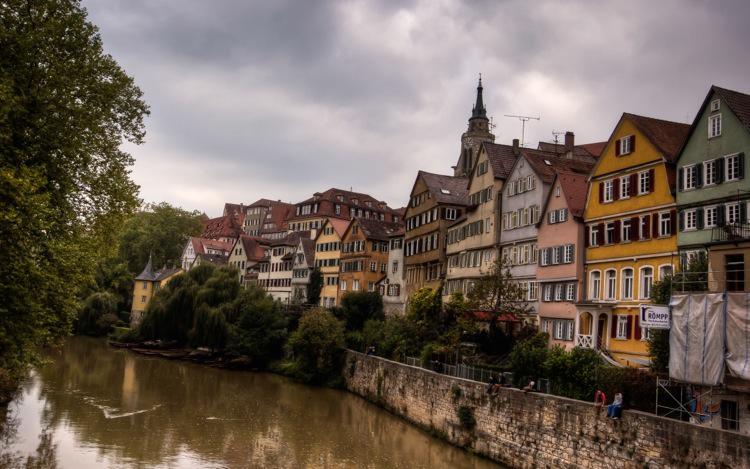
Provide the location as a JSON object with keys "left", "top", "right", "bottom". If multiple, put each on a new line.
{"left": 2, "top": 337, "right": 500, "bottom": 468}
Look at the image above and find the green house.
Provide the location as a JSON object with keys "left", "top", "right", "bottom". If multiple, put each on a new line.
{"left": 676, "top": 86, "right": 750, "bottom": 292}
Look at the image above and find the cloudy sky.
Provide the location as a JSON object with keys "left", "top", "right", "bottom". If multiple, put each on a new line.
{"left": 84, "top": 0, "right": 750, "bottom": 217}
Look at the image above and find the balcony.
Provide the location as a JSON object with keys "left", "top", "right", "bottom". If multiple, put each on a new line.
{"left": 711, "top": 223, "right": 750, "bottom": 243}
{"left": 575, "top": 334, "right": 594, "bottom": 349}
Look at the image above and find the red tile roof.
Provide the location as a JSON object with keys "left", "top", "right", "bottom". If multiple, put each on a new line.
{"left": 579, "top": 142, "right": 607, "bottom": 157}
{"left": 237, "top": 235, "right": 267, "bottom": 261}
{"left": 288, "top": 188, "right": 395, "bottom": 222}
{"left": 482, "top": 143, "right": 519, "bottom": 179}
{"left": 418, "top": 171, "right": 469, "bottom": 205}
{"left": 712, "top": 86, "right": 750, "bottom": 132}
{"left": 348, "top": 218, "right": 404, "bottom": 242}
{"left": 202, "top": 215, "right": 244, "bottom": 239}
{"left": 327, "top": 217, "right": 351, "bottom": 238}
{"left": 190, "top": 237, "right": 234, "bottom": 255}
{"left": 521, "top": 150, "right": 595, "bottom": 184}
{"left": 555, "top": 171, "right": 590, "bottom": 219}
{"left": 624, "top": 113, "right": 690, "bottom": 162}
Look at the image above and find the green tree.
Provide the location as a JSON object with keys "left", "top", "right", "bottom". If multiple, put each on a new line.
{"left": 306, "top": 267, "right": 324, "bottom": 306}
{"left": 228, "top": 286, "right": 288, "bottom": 366}
{"left": 118, "top": 202, "right": 204, "bottom": 274}
{"left": 76, "top": 292, "right": 121, "bottom": 336}
{"left": 509, "top": 333, "right": 549, "bottom": 386}
{"left": 286, "top": 309, "right": 345, "bottom": 383}
{"left": 466, "top": 258, "right": 532, "bottom": 331}
{"left": 337, "top": 291, "right": 384, "bottom": 331}
{"left": 0, "top": 0, "right": 148, "bottom": 402}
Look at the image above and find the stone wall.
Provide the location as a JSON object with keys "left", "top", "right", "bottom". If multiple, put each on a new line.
{"left": 343, "top": 351, "right": 750, "bottom": 469}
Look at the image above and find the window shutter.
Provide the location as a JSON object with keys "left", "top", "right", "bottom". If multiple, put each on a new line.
{"left": 652, "top": 213, "right": 659, "bottom": 238}
{"left": 557, "top": 246, "right": 564, "bottom": 263}
{"left": 610, "top": 316, "right": 618, "bottom": 338}
{"left": 570, "top": 245, "right": 575, "bottom": 261}
{"left": 626, "top": 315, "right": 633, "bottom": 340}
{"left": 630, "top": 135, "right": 636, "bottom": 153}
{"left": 739, "top": 153, "right": 746, "bottom": 180}
{"left": 717, "top": 204, "right": 725, "bottom": 226}
{"left": 717, "top": 159, "right": 724, "bottom": 183}
{"left": 613, "top": 180, "right": 620, "bottom": 200}
{"left": 643, "top": 215, "right": 651, "bottom": 240}
{"left": 615, "top": 139, "right": 621, "bottom": 157}
{"left": 695, "top": 164, "right": 703, "bottom": 188}
{"left": 679, "top": 210, "right": 685, "bottom": 232}
{"left": 598, "top": 223, "right": 605, "bottom": 245}
{"left": 585, "top": 226, "right": 590, "bottom": 247}
{"left": 696, "top": 207, "right": 704, "bottom": 229}
{"left": 598, "top": 182, "right": 604, "bottom": 203}
{"left": 677, "top": 168, "right": 683, "bottom": 192}
{"left": 613, "top": 220, "right": 621, "bottom": 243}
{"left": 648, "top": 169, "right": 655, "bottom": 193}
{"left": 629, "top": 173, "right": 637, "bottom": 193}
{"left": 631, "top": 217, "right": 640, "bottom": 241}
{"left": 634, "top": 315, "right": 642, "bottom": 340}
{"left": 741, "top": 202, "right": 747, "bottom": 224}
{"left": 671, "top": 209, "right": 677, "bottom": 234}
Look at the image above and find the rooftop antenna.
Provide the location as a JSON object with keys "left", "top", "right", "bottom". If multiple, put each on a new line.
{"left": 489, "top": 115, "right": 497, "bottom": 131}
{"left": 504, "top": 114, "right": 540, "bottom": 147}
{"left": 551, "top": 130, "right": 565, "bottom": 144}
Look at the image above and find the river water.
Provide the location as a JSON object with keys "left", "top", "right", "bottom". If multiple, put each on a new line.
{"left": 1, "top": 337, "right": 501, "bottom": 468}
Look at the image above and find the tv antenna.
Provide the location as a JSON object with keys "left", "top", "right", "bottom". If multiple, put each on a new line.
{"left": 551, "top": 130, "right": 565, "bottom": 144}
{"left": 504, "top": 114, "right": 540, "bottom": 147}
{"left": 489, "top": 116, "right": 497, "bottom": 131}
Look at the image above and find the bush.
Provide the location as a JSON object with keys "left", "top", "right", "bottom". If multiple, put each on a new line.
{"left": 508, "top": 333, "right": 549, "bottom": 386}
{"left": 337, "top": 291, "right": 384, "bottom": 331}
{"left": 227, "top": 286, "right": 288, "bottom": 366}
{"left": 286, "top": 309, "right": 345, "bottom": 384}
{"left": 456, "top": 406, "right": 476, "bottom": 430}
{"left": 77, "top": 292, "right": 120, "bottom": 336}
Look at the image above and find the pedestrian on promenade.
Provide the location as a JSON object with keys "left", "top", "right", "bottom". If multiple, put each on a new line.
{"left": 522, "top": 380, "right": 535, "bottom": 392}
{"left": 594, "top": 389, "right": 607, "bottom": 415}
{"left": 607, "top": 392, "right": 623, "bottom": 419}
{"left": 486, "top": 374, "right": 497, "bottom": 394}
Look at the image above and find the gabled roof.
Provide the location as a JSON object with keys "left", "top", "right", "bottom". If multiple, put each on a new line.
{"left": 579, "top": 141, "right": 607, "bottom": 157}
{"left": 327, "top": 217, "right": 351, "bottom": 238}
{"left": 538, "top": 171, "right": 590, "bottom": 224}
{"left": 195, "top": 253, "right": 227, "bottom": 266}
{"left": 520, "top": 150, "right": 595, "bottom": 184}
{"left": 347, "top": 218, "right": 404, "bottom": 242}
{"left": 190, "top": 237, "right": 234, "bottom": 255}
{"left": 289, "top": 188, "right": 394, "bottom": 221}
{"left": 536, "top": 142, "right": 601, "bottom": 160}
{"left": 482, "top": 142, "right": 519, "bottom": 180}
{"left": 418, "top": 171, "right": 469, "bottom": 205}
{"left": 297, "top": 238, "right": 316, "bottom": 267}
{"left": 236, "top": 235, "right": 266, "bottom": 261}
{"left": 622, "top": 113, "right": 690, "bottom": 163}
{"left": 202, "top": 215, "right": 243, "bottom": 239}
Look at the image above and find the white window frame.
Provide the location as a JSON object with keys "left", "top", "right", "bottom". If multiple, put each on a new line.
{"left": 726, "top": 202, "right": 741, "bottom": 225}
{"left": 543, "top": 284, "right": 553, "bottom": 302}
{"left": 683, "top": 165, "right": 697, "bottom": 191}
{"left": 622, "top": 219, "right": 631, "bottom": 242}
{"left": 603, "top": 179, "right": 614, "bottom": 203}
{"left": 684, "top": 209, "right": 697, "bottom": 231}
{"left": 604, "top": 269, "right": 617, "bottom": 300}
{"left": 704, "top": 159, "right": 717, "bottom": 186}
{"left": 590, "top": 226, "right": 599, "bottom": 247}
{"left": 658, "top": 264, "right": 673, "bottom": 281}
{"left": 658, "top": 211, "right": 670, "bottom": 237}
{"left": 639, "top": 171, "right": 650, "bottom": 195}
{"left": 619, "top": 136, "right": 633, "bottom": 155}
{"left": 565, "top": 283, "right": 575, "bottom": 301}
{"left": 704, "top": 205, "right": 718, "bottom": 228}
{"left": 554, "top": 284, "right": 564, "bottom": 301}
{"left": 726, "top": 153, "right": 740, "bottom": 181}
{"left": 620, "top": 176, "right": 630, "bottom": 199}
{"left": 589, "top": 270, "right": 601, "bottom": 300}
{"left": 563, "top": 244, "right": 573, "bottom": 263}
{"left": 621, "top": 268, "right": 634, "bottom": 300}
{"left": 639, "top": 266, "right": 654, "bottom": 300}
{"left": 710, "top": 99, "right": 720, "bottom": 112}
{"left": 616, "top": 315, "right": 629, "bottom": 340}
{"left": 709, "top": 114, "right": 722, "bottom": 138}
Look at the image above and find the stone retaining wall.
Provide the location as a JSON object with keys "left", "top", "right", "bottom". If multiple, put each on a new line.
{"left": 343, "top": 351, "right": 750, "bottom": 469}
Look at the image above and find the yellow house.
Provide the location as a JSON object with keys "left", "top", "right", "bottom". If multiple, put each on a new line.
{"left": 130, "top": 255, "right": 182, "bottom": 327}
{"left": 314, "top": 218, "right": 350, "bottom": 308}
{"left": 578, "top": 113, "right": 689, "bottom": 367}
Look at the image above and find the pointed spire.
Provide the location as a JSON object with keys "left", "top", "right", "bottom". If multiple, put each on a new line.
{"left": 471, "top": 74, "right": 487, "bottom": 120}
{"left": 136, "top": 252, "right": 155, "bottom": 280}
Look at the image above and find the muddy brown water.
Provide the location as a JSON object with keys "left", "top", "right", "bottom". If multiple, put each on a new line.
{"left": 1, "top": 337, "right": 503, "bottom": 468}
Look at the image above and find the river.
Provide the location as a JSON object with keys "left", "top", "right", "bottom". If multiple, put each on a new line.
{"left": 0, "top": 337, "right": 501, "bottom": 468}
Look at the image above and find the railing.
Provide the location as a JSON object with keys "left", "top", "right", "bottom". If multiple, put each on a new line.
{"left": 404, "top": 356, "right": 498, "bottom": 383}
{"left": 711, "top": 223, "right": 750, "bottom": 243}
{"left": 576, "top": 334, "right": 594, "bottom": 349}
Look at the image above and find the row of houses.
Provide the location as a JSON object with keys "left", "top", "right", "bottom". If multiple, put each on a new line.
{"left": 169, "top": 80, "right": 750, "bottom": 371}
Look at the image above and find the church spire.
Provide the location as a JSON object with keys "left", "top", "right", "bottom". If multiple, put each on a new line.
{"left": 471, "top": 75, "right": 487, "bottom": 120}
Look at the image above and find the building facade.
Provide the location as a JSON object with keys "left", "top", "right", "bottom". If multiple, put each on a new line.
{"left": 314, "top": 218, "right": 349, "bottom": 308}
{"left": 130, "top": 256, "right": 182, "bottom": 326}
{"left": 227, "top": 235, "right": 266, "bottom": 286}
{"left": 180, "top": 237, "right": 233, "bottom": 271}
{"left": 404, "top": 171, "right": 468, "bottom": 296}
{"left": 257, "top": 232, "right": 308, "bottom": 302}
{"left": 243, "top": 198, "right": 293, "bottom": 238}
{"left": 378, "top": 227, "right": 407, "bottom": 315}
{"left": 287, "top": 188, "right": 399, "bottom": 233}
{"left": 291, "top": 238, "right": 315, "bottom": 303}
{"left": 675, "top": 86, "right": 750, "bottom": 292}
{"left": 579, "top": 113, "right": 689, "bottom": 367}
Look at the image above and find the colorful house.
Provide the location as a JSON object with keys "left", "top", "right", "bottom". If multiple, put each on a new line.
{"left": 180, "top": 237, "right": 233, "bottom": 271}
{"left": 314, "top": 218, "right": 350, "bottom": 308}
{"left": 338, "top": 218, "right": 402, "bottom": 303}
{"left": 130, "top": 256, "right": 182, "bottom": 327}
{"left": 291, "top": 237, "right": 316, "bottom": 302}
{"left": 227, "top": 235, "right": 266, "bottom": 286}
{"left": 537, "top": 171, "right": 590, "bottom": 349}
{"left": 377, "top": 226, "right": 407, "bottom": 315}
{"left": 675, "top": 86, "right": 750, "bottom": 292}
{"left": 579, "top": 113, "right": 689, "bottom": 367}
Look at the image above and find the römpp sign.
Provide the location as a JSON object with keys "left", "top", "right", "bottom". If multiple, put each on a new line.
{"left": 639, "top": 305, "right": 670, "bottom": 329}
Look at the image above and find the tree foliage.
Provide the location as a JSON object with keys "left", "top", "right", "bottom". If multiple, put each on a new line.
{"left": 306, "top": 267, "right": 324, "bottom": 306}
{"left": 0, "top": 0, "right": 148, "bottom": 402}
{"left": 336, "top": 291, "right": 384, "bottom": 331}
{"left": 466, "top": 258, "right": 532, "bottom": 323}
{"left": 285, "top": 309, "right": 345, "bottom": 384}
{"left": 76, "top": 292, "right": 122, "bottom": 336}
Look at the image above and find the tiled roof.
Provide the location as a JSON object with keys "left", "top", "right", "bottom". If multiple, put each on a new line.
{"left": 579, "top": 141, "right": 607, "bottom": 157}
{"left": 555, "top": 171, "right": 590, "bottom": 219}
{"left": 268, "top": 230, "right": 311, "bottom": 247}
{"left": 190, "top": 237, "right": 234, "bottom": 255}
{"left": 713, "top": 86, "right": 750, "bottom": 132}
{"left": 202, "top": 215, "right": 243, "bottom": 239}
{"left": 419, "top": 171, "right": 469, "bottom": 205}
{"left": 195, "top": 253, "right": 227, "bottom": 266}
{"left": 624, "top": 113, "right": 690, "bottom": 162}
{"left": 238, "top": 235, "right": 266, "bottom": 261}
{"left": 536, "top": 142, "right": 600, "bottom": 161}
{"left": 299, "top": 238, "right": 315, "bottom": 267}
{"left": 223, "top": 203, "right": 246, "bottom": 225}
{"left": 290, "top": 188, "right": 394, "bottom": 221}
{"left": 327, "top": 218, "right": 351, "bottom": 238}
{"left": 521, "top": 150, "right": 595, "bottom": 184}
{"left": 353, "top": 218, "right": 404, "bottom": 241}
{"left": 135, "top": 256, "right": 181, "bottom": 282}
{"left": 482, "top": 143, "right": 519, "bottom": 179}
{"left": 388, "top": 226, "right": 405, "bottom": 237}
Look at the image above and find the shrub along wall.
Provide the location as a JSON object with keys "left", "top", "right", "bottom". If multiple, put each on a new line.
{"left": 343, "top": 351, "right": 749, "bottom": 469}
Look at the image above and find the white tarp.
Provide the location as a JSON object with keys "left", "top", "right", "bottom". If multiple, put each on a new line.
{"left": 669, "top": 293, "right": 725, "bottom": 386}
{"left": 725, "top": 293, "right": 750, "bottom": 381}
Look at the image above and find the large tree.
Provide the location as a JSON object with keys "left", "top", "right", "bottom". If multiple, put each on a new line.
{"left": 0, "top": 0, "right": 148, "bottom": 401}
{"left": 466, "top": 257, "right": 532, "bottom": 330}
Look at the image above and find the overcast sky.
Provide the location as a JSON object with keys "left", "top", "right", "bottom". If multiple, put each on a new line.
{"left": 84, "top": 0, "right": 750, "bottom": 217}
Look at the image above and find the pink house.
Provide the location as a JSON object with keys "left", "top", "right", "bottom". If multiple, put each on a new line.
{"left": 536, "top": 170, "right": 591, "bottom": 349}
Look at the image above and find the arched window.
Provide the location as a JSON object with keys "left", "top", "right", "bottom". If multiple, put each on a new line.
{"left": 621, "top": 268, "right": 634, "bottom": 299}
{"left": 589, "top": 271, "right": 601, "bottom": 300}
{"left": 605, "top": 270, "right": 617, "bottom": 300}
{"left": 640, "top": 267, "right": 654, "bottom": 299}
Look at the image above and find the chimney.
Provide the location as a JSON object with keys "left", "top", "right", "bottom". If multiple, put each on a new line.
{"left": 564, "top": 131, "right": 574, "bottom": 158}
{"left": 512, "top": 138, "right": 520, "bottom": 155}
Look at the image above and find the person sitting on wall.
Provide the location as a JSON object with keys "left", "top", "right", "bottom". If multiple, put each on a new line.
{"left": 522, "top": 380, "right": 535, "bottom": 392}
{"left": 594, "top": 389, "right": 607, "bottom": 415}
{"left": 607, "top": 392, "right": 623, "bottom": 419}
{"left": 486, "top": 374, "right": 497, "bottom": 394}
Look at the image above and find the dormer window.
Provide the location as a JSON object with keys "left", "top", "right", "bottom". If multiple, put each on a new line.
{"left": 616, "top": 135, "right": 634, "bottom": 156}
{"left": 336, "top": 195, "right": 344, "bottom": 202}
{"left": 365, "top": 201, "right": 372, "bottom": 208}
{"left": 352, "top": 198, "right": 359, "bottom": 205}
{"left": 440, "top": 189, "right": 450, "bottom": 195}
{"left": 710, "top": 99, "right": 720, "bottom": 112}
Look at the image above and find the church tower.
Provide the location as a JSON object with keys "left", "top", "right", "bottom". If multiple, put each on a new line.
{"left": 453, "top": 77, "right": 495, "bottom": 177}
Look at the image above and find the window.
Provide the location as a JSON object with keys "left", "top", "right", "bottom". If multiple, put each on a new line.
{"left": 392, "top": 261, "right": 399, "bottom": 273}
{"left": 554, "top": 284, "right": 564, "bottom": 301}
{"left": 353, "top": 280, "right": 360, "bottom": 291}
{"left": 589, "top": 271, "right": 601, "bottom": 300}
{"left": 369, "top": 262, "right": 377, "bottom": 272}
{"left": 727, "top": 202, "right": 741, "bottom": 225}
{"left": 141, "top": 295, "right": 147, "bottom": 303}
{"left": 659, "top": 212, "right": 671, "bottom": 237}
{"left": 640, "top": 267, "right": 653, "bottom": 299}
{"left": 566, "top": 283, "right": 576, "bottom": 301}
{"left": 726, "top": 154, "right": 741, "bottom": 181}
{"left": 705, "top": 206, "right": 718, "bottom": 228}
{"left": 726, "top": 254, "right": 745, "bottom": 292}
{"left": 549, "top": 211, "right": 557, "bottom": 224}
{"left": 709, "top": 114, "right": 722, "bottom": 138}
{"left": 445, "top": 208, "right": 457, "bottom": 220}
{"left": 541, "top": 249, "right": 550, "bottom": 266}
{"left": 605, "top": 222, "right": 615, "bottom": 244}
{"left": 684, "top": 209, "right": 697, "bottom": 231}
{"left": 340, "top": 280, "right": 347, "bottom": 291}
{"left": 527, "top": 282, "right": 539, "bottom": 301}
{"left": 622, "top": 219, "right": 631, "bottom": 242}
{"left": 603, "top": 179, "right": 614, "bottom": 203}
{"left": 704, "top": 159, "right": 717, "bottom": 186}
{"left": 659, "top": 265, "right": 673, "bottom": 280}
{"left": 553, "top": 320, "right": 574, "bottom": 341}
{"left": 563, "top": 244, "right": 574, "bottom": 263}
{"left": 590, "top": 226, "right": 599, "bottom": 247}
{"left": 605, "top": 270, "right": 616, "bottom": 300}
{"left": 710, "top": 99, "right": 720, "bottom": 112}
{"left": 142, "top": 282, "right": 148, "bottom": 290}
{"left": 620, "top": 176, "right": 630, "bottom": 198}
{"left": 555, "top": 186, "right": 561, "bottom": 197}
{"left": 639, "top": 171, "right": 650, "bottom": 195}
{"left": 616, "top": 315, "right": 629, "bottom": 340}
{"left": 543, "top": 284, "right": 553, "bottom": 302}
{"left": 683, "top": 165, "right": 697, "bottom": 190}
{"left": 618, "top": 135, "right": 633, "bottom": 155}
{"left": 622, "top": 268, "right": 633, "bottom": 299}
